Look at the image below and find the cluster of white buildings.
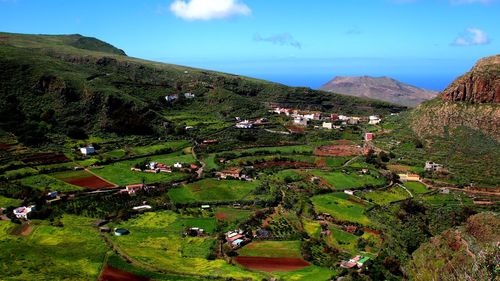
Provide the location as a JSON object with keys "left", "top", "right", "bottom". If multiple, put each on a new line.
{"left": 272, "top": 107, "right": 383, "bottom": 128}
{"left": 235, "top": 118, "right": 268, "bottom": 129}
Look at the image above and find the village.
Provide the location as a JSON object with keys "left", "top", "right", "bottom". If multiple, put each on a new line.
{"left": 0, "top": 102, "right": 495, "bottom": 281}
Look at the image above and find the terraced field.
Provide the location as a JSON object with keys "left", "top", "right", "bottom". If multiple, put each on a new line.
{"left": 311, "top": 193, "right": 374, "bottom": 225}
{"left": 0, "top": 216, "right": 107, "bottom": 281}
{"left": 168, "top": 179, "right": 261, "bottom": 204}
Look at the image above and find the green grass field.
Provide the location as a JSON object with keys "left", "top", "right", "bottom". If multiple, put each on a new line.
{"left": 311, "top": 193, "right": 373, "bottom": 225}
{"left": 0, "top": 215, "right": 107, "bottom": 281}
{"left": 238, "top": 240, "right": 303, "bottom": 258}
{"left": 91, "top": 151, "right": 195, "bottom": 186}
{"left": 168, "top": 179, "right": 261, "bottom": 204}
{"left": 327, "top": 226, "right": 358, "bottom": 253}
{"left": 310, "top": 170, "right": 385, "bottom": 190}
{"left": 362, "top": 186, "right": 410, "bottom": 205}
{"left": 403, "top": 182, "right": 429, "bottom": 194}
{"left": 214, "top": 207, "right": 253, "bottom": 222}
{"left": 0, "top": 195, "right": 22, "bottom": 208}
{"left": 18, "top": 174, "right": 83, "bottom": 192}
{"left": 51, "top": 169, "right": 93, "bottom": 180}
{"left": 110, "top": 211, "right": 264, "bottom": 280}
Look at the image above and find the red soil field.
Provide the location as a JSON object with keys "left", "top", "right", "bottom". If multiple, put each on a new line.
{"left": 0, "top": 143, "right": 11, "bottom": 150}
{"left": 254, "top": 161, "right": 315, "bottom": 169}
{"left": 215, "top": 213, "right": 227, "bottom": 220}
{"left": 22, "top": 153, "right": 70, "bottom": 165}
{"left": 235, "top": 256, "right": 310, "bottom": 272}
{"left": 65, "top": 176, "right": 115, "bottom": 189}
{"left": 99, "top": 266, "right": 149, "bottom": 281}
{"left": 314, "top": 145, "right": 363, "bottom": 157}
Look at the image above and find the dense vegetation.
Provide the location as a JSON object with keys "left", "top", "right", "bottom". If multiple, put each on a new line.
{"left": 0, "top": 32, "right": 497, "bottom": 281}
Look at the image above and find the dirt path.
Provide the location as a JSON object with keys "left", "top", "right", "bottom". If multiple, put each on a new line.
{"left": 343, "top": 155, "right": 362, "bottom": 167}
{"left": 191, "top": 143, "right": 205, "bottom": 179}
{"left": 420, "top": 181, "right": 500, "bottom": 197}
{"left": 397, "top": 183, "right": 413, "bottom": 198}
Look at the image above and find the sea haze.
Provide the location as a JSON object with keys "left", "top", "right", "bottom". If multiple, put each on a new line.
{"left": 159, "top": 57, "right": 477, "bottom": 92}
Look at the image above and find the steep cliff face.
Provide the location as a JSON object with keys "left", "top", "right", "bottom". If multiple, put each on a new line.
{"left": 411, "top": 55, "right": 500, "bottom": 142}
{"left": 441, "top": 55, "right": 499, "bottom": 104}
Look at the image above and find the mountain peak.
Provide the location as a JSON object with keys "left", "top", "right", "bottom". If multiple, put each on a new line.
{"left": 321, "top": 75, "right": 437, "bottom": 107}
{"left": 441, "top": 54, "right": 499, "bottom": 104}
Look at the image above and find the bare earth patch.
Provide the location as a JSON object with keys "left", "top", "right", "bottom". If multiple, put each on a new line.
{"left": 99, "top": 266, "right": 149, "bottom": 281}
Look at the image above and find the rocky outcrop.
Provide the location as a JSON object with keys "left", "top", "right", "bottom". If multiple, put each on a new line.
{"left": 320, "top": 76, "right": 437, "bottom": 107}
{"left": 411, "top": 55, "right": 500, "bottom": 141}
{"left": 441, "top": 55, "right": 499, "bottom": 103}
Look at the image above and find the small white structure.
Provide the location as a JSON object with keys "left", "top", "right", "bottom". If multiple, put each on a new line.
{"left": 369, "top": 115, "right": 382, "bottom": 125}
{"left": 80, "top": 146, "right": 95, "bottom": 155}
{"left": 132, "top": 205, "right": 152, "bottom": 211}
{"left": 425, "top": 161, "right": 444, "bottom": 172}
{"left": 165, "top": 94, "right": 179, "bottom": 102}
{"left": 338, "top": 115, "right": 349, "bottom": 121}
{"left": 13, "top": 205, "right": 34, "bottom": 219}
{"left": 344, "top": 190, "right": 355, "bottom": 196}
{"left": 174, "top": 162, "right": 183, "bottom": 168}
{"left": 322, "top": 122, "right": 333, "bottom": 130}
{"left": 293, "top": 117, "right": 308, "bottom": 126}
{"left": 232, "top": 239, "right": 244, "bottom": 247}
{"left": 236, "top": 120, "right": 253, "bottom": 129}
{"left": 201, "top": 205, "right": 211, "bottom": 210}
{"left": 148, "top": 162, "right": 157, "bottom": 170}
{"left": 184, "top": 92, "right": 195, "bottom": 99}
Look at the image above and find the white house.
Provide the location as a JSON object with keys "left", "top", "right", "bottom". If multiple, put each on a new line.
{"left": 322, "top": 122, "right": 333, "bottom": 130}
{"left": 368, "top": 115, "right": 382, "bottom": 125}
{"left": 80, "top": 146, "right": 95, "bottom": 155}
{"left": 13, "top": 205, "right": 34, "bottom": 219}
{"left": 293, "top": 117, "right": 308, "bottom": 126}
{"left": 425, "top": 161, "right": 444, "bottom": 172}
{"left": 344, "top": 190, "right": 355, "bottom": 196}
{"left": 174, "top": 162, "right": 183, "bottom": 168}
{"left": 184, "top": 92, "right": 195, "bottom": 99}
{"left": 338, "top": 115, "right": 349, "bottom": 121}
{"left": 165, "top": 94, "right": 178, "bottom": 102}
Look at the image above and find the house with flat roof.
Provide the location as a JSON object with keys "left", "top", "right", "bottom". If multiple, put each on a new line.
{"left": 80, "top": 146, "right": 95, "bottom": 155}
{"left": 398, "top": 173, "right": 421, "bottom": 182}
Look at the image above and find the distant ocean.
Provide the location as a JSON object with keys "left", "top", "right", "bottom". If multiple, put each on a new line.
{"left": 248, "top": 73, "right": 456, "bottom": 92}
{"left": 159, "top": 57, "right": 472, "bottom": 93}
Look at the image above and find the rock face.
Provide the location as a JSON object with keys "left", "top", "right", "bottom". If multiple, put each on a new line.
{"left": 320, "top": 76, "right": 437, "bottom": 107}
{"left": 411, "top": 55, "right": 500, "bottom": 142}
{"left": 407, "top": 212, "right": 499, "bottom": 281}
{"left": 441, "top": 55, "right": 500, "bottom": 103}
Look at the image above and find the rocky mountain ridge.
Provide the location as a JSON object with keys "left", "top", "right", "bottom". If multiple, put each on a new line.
{"left": 411, "top": 55, "right": 500, "bottom": 142}
{"left": 441, "top": 55, "right": 499, "bottom": 103}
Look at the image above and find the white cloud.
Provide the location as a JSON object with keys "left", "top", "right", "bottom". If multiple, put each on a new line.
{"left": 452, "top": 28, "right": 490, "bottom": 46}
{"left": 253, "top": 33, "right": 302, "bottom": 49}
{"left": 170, "top": 0, "right": 251, "bottom": 21}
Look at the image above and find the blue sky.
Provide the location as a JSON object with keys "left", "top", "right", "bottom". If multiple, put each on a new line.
{"left": 0, "top": 0, "right": 499, "bottom": 90}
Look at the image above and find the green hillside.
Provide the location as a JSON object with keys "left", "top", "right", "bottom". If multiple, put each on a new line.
{"left": 0, "top": 32, "right": 404, "bottom": 144}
